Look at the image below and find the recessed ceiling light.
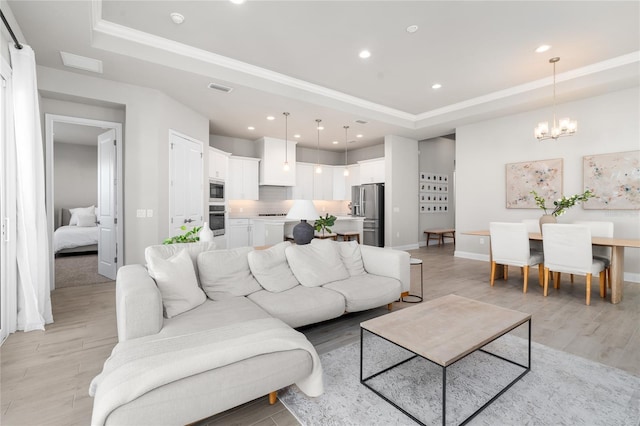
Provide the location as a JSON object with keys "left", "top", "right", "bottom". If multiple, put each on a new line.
{"left": 294, "top": 134, "right": 301, "bottom": 138}
{"left": 60, "top": 51, "right": 103, "bottom": 73}
{"left": 356, "top": 134, "right": 363, "bottom": 138}
{"left": 332, "top": 140, "right": 339, "bottom": 145}
{"left": 229, "top": 0, "right": 245, "bottom": 4}
{"left": 406, "top": 25, "right": 419, "bottom": 34}
{"left": 266, "top": 116, "right": 275, "bottom": 121}
{"left": 431, "top": 83, "right": 442, "bottom": 89}
{"left": 535, "top": 44, "right": 551, "bottom": 53}
{"left": 359, "top": 50, "right": 371, "bottom": 59}
{"left": 247, "top": 126, "right": 255, "bottom": 130}
{"left": 317, "top": 126, "right": 324, "bottom": 130}
{"left": 170, "top": 13, "right": 185, "bottom": 24}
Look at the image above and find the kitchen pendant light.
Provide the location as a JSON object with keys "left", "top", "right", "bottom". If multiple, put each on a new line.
{"left": 534, "top": 57, "right": 577, "bottom": 140}
{"left": 315, "top": 119, "right": 322, "bottom": 174}
{"left": 343, "top": 126, "right": 350, "bottom": 176}
{"left": 283, "top": 112, "right": 290, "bottom": 171}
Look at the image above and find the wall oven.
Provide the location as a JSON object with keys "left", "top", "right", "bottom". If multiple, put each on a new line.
{"left": 209, "top": 179, "right": 225, "bottom": 203}
{"left": 208, "top": 204, "right": 226, "bottom": 237}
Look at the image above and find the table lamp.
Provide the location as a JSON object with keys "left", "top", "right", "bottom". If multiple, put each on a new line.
{"left": 286, "top": 200, "right": 319, "bottom": 245}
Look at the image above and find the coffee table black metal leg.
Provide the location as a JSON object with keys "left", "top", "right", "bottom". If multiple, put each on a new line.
{"left": 442, "top": 366, "right": 447, "bottom": 426}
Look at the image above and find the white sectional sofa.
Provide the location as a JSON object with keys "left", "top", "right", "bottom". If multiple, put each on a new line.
{"left": 90, "top": 239, "right": 410, "bottom": 425}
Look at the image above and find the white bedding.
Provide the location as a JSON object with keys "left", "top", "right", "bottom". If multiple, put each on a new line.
{"left": 54, "top": 225, "right": 99, "bottom": 253}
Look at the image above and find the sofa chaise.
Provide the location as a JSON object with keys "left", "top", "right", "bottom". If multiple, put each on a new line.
{"left": 89, "top": 239, "right": 410, "bottom": 425}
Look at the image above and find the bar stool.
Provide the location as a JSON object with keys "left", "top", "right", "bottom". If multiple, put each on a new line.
{"left": 402, "top": 258, "right": 423, "bottom": 303}
{"left": 314, "top": 232, "right": 338, "bottom": 240}
{"left": 336, "top": 231, "right": 360, "bottom": 243}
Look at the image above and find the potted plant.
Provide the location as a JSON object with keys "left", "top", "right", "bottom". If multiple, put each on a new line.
{"left": 162, "top": 225, "right": 202, "bottom": 245}
{"left": 314, "top": 213, "right": 337, "bottom": 237}
{"left": 531, "top": 189, "right": 595, "bottom": 228}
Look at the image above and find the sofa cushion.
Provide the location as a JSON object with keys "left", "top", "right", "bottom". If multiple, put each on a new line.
{"left": 323, "top": 274, "right": 401, "bottom": 313}
{"left": 336, "top": 240, "right": 366, "bottom": 276}
{"left": 247, "top": 242, "right": 299, "bottom": 293}
{"left": 248, "top": 285, "right": 345, "bottom": 328}
{"left": 146, "top": 249, "right": 206, "bottom": 318}
{"left": 146, "top": 242, "right": 217, "bottom": 286}
{"left": 285, "top": 239, "right": 350, "bottom": 287}
{"left": 197, "top": 247, "right": 262, "bottom": 300}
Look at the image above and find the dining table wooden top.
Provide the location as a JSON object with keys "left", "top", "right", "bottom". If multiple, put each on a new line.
{"left": 464, "top": 230, "right": 640, "bottom": 248}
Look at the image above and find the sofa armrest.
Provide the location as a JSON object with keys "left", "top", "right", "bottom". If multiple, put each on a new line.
{"left": 116, "top": 264, "right": 163, "bottom": 342}
{"left": 360, "top": 246, "right": 410, "bottom": 293}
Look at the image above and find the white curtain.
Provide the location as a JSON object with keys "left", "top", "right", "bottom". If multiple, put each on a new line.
{"left": 9, "top": 44, "right": 52, "bottom": 331}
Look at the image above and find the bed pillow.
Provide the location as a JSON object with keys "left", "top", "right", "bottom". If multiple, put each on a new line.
{"left": 285, "top": 238, "right": 349, "bottom": 287}
{"left": 69, "top": 205, "right": 95, "bottom": 226}
{"left": 197, "top": 247, "right": 262, "bottom": 300}
{"left": 76, "top": 214, "right": 97, "bottom": 227}
{"left": 247, "top": 241, "right": 299, "bottom": 293}
{"left": 147, "top": 248, "right": 206, "bottom": 318}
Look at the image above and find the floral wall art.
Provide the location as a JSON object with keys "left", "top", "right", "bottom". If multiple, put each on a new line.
{"left": 505, "top": 158, "right": 563, "bottom": 209}
{"left": 583, "top": 150, "right": 640, "bottom": 210}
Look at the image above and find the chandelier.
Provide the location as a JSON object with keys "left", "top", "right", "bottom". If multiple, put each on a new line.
{"left": 534, "top": 57, "right": 577, "bottom": 141}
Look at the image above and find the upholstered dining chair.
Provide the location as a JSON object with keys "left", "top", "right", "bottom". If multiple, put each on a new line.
{"left": 541, "top": 224, "right": 606, "bottom": 305}
{"left": 522, "top": 219, "right": 543, "bottom": 253}
{"left": 574, "top": 221, "right": 613, "bottom": 288}
{"left": 489, "top": 222, "right": 544, "bottom": 293}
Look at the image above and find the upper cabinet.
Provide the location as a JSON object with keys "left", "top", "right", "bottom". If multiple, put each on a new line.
{"left": 358, "top": 157, "right": 385, "bottom": 184}
{"left": 313, "top": 165, "right": 334, "bottom": 201}
{"left": 208, "top": 147, "right": 229, "bottom": 181}
{"left": 287, "top": 162, "right": 314, "bottom": 200}
{"left": 228, "top": 156, "right": 260, "bottom": 200}
{"left": 255, "top": 137, "right": 297, "bottom": 186}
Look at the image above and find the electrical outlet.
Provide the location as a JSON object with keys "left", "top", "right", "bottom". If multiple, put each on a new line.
{"left": 396, "top": 232, "right": 400, "bottom": 238}
{"left": 479, "top": 238, "right": 485, "bottom": 245}
{"left": 239, "top": 207, "right": 243, "bottom": 213}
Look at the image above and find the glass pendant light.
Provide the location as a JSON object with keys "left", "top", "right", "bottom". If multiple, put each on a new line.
{"left": 283, "top": 112, "right": 290, "bottom": 171}
{"left": 343, "top": 125, "right": 350, "bottom": 176}
{"left": 315, "top": 119, "right": 322, "bottom": 174}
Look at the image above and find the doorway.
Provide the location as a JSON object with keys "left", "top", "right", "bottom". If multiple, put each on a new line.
{"left": 45, "top": 115, "right": 123, "bottom": 288}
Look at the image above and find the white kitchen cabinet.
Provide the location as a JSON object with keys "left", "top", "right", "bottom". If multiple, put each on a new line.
{"left": 228, "top": 218, "right": 252, "bottom": 248}
{"left": 228, "top": 156, "right": 259, "bottom": 200}
{"left": 255, "top": 137, "right": 297, "bottom": 186}
{"left": 313, "top": 165, "right": 334, "bottom": 200}
{"left": 208, "top": 147, "right": 229, "bottom": 180}
{"left": 345, "top": 164, "right": 359, "bottom": 200}
{"left": 288, "top": 162, "right": 314, "bottom": 200}
{"left": 358, "top": 158, "right": 385, "bottom": 184}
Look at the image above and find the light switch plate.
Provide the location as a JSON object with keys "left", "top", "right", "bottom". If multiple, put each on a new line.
{"left": 136, "top": 209, "right": 146, "bottom": 218}
{"left": 146, "top": 209, "right": 153, "bottom": 217}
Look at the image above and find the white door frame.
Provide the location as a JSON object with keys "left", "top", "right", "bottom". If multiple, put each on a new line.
{"left": 45, "top": 114, "right": 123, "bottom": 290}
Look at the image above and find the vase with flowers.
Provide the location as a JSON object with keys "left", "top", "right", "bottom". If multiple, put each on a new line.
{"left": 531, "top": 189, "right": 595, "bottom": 229}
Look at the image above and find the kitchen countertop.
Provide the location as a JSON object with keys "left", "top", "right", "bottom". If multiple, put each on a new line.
{"left": 231, "top": 215, "right": 363, "bottom": 221}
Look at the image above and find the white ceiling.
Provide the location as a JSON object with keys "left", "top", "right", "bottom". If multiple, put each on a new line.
{"left": 7, "top": 1, "right": 640, "bottom": 151}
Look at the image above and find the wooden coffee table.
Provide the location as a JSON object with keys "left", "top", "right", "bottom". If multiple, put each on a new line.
{"left": 360, "top": 294, "right": 531, "bottom": 425}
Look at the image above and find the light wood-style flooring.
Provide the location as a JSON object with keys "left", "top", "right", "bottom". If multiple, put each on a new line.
{"left": 2, "top": 244, "right": 638, "bottom": 425}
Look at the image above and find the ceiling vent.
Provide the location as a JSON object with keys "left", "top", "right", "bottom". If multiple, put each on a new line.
{"left": 208, "top": 82, "right": 234, "bottom": 93}
{"left": 355, "top": 119, "right": 368, "bottom": 124}
{"left": 60, "top": 51, "right": 103, "bottom": 74}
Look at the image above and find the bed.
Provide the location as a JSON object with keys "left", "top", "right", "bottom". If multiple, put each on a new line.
{"left": 54, "top": 207, "right": 99, "bottom": 255}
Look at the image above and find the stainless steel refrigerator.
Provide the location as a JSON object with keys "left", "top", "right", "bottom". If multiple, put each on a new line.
{"left": 351, "top": 183, "right": 384, "bottom": 247}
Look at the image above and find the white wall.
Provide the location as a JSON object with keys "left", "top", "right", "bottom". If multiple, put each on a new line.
{"left": 53, "top": 142, "right": 96, "bottom": 224}
{"left": 455, "top": 87, "right": 640, "bottom": 280}
{"left": 419, "top": 137, "right": 455, "bottom": 243}
{"left": 385, "top": 135, "right": 419, "bottom": 249}
{"left": 37, "top": 66, "right": 209, "bottom": 265}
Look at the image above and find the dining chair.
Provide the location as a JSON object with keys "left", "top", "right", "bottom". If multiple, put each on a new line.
{"left": 574, "top": 221, "right": 613, "bottom": 288}
{"left": 522, "top": 219, "right": 543, "bottom": 253}
{"left": 489, "top": 222, "right": 544, "bottom": 293}
{"left": 541, "top": 224, "right": 606, "bottom": 305}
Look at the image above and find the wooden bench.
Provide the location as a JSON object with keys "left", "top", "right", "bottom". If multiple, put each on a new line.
{"left": 424, "top": 228, "right": 455, "bottom": 247}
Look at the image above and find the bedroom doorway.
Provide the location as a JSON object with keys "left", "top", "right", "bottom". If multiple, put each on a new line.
{"left": 45, "top": 115, "right": 123, "bottom": 289}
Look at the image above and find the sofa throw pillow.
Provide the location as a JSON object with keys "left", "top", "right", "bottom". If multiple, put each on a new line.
{"left": 285, "top": 238, "right": 350, "bottom": 287}
{"left": 247, "top": 241, "right": 299, "bottom": 293}
{"left": 76, "top": 214, "right": 97, "bottom": 227}
{"left": 336, "top": 240, "right": 366, "bottom": 276}
{"left": 197, "top": 247, "right": 262, "bottom": 300}
{"left": 69, "top": 205, "right": 95, "bottom": 226}
{"left": 146, "top": 248, "right": 206, "bottom": 318}
{"left": 146, "top": 242, "right": 217, "bottom": 286}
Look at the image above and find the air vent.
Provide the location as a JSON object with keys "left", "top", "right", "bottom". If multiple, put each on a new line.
{"left": 208, "top": 82, "right": 234, "bottom": 93}
{"left": 355, "top": 119, "right": 368, "bottom": 124}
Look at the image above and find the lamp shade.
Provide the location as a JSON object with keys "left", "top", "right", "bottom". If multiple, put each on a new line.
{"left": 286, "top": 200, "right": 319, "bottom": 221}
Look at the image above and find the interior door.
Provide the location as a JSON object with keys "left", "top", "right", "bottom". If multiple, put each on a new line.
{"left": 97, "top": 129, "right": 117, "bottom": 280}
{"left": 170, "top": 132, "right": 203, "bottom": 236}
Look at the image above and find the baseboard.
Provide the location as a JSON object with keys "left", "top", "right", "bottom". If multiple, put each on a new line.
{"left": 392, "top": 243, "right": 420, "bottom": 251}
{"left": 454, "top": 251, "right": 489, "bottom": 262}
{"left": 624, "top": 272, "right": 640, "bottom": 284}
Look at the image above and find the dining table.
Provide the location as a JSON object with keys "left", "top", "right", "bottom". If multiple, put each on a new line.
{"left": 464, "top": 230, "right": 640, "bottom": 304}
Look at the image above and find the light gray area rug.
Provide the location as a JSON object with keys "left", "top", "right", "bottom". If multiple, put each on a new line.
{"left": 55, "top": 254, "right": 113, "bottom": 288}
{"left": 280, "top": 333, "right": 640, "bottom": 425}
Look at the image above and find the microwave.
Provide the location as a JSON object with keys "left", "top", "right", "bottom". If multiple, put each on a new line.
{"left": 209, "top": 179, "right": 225, "bottom": 203}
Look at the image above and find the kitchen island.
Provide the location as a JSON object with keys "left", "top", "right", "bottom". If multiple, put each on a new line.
{"left": 235, "top": 215, "right": 364, "bottom": 247}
